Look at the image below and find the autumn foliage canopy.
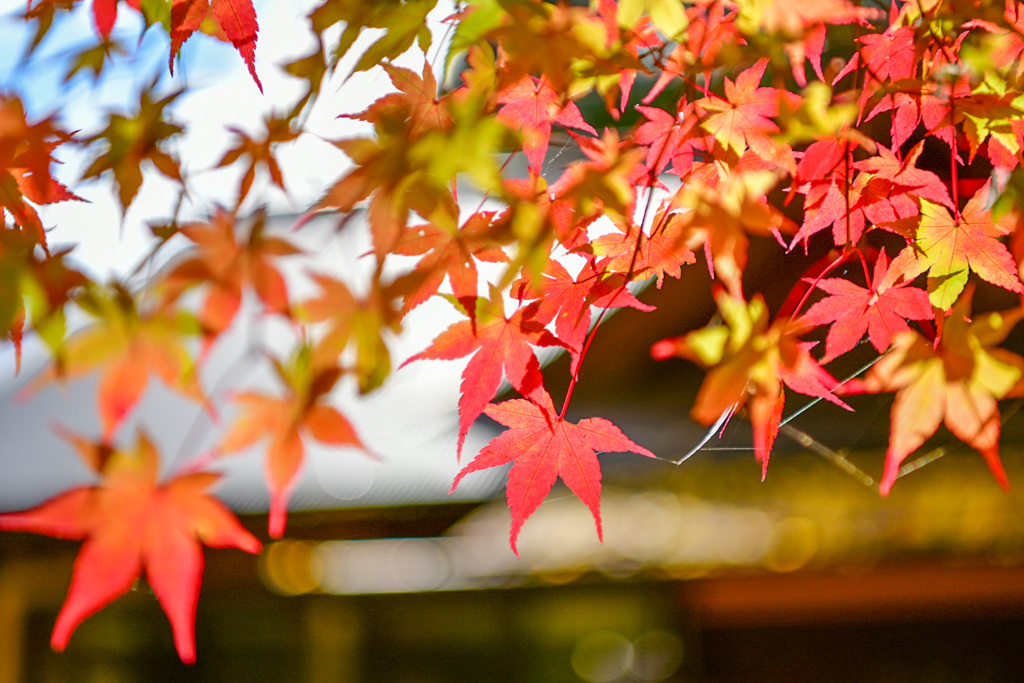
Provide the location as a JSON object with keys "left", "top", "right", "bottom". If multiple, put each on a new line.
{"left": 5, "top": 0, "right": 1024, "bottom": 664}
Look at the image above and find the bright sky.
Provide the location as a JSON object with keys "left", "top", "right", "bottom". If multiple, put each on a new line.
{"left": 1, "top": 0, "right": 457, "bottom": 278}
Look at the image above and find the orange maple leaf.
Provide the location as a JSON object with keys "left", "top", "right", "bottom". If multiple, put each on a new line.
{"left": 218, "top": 346, "right": 369, "bottom": 537}
{"left": 696, "top": 58, "right": 798, "bottom": 172}
{"left": 35, "top": 283, "right": 207, "bottom": 439}
{"left": 160, "top": 209, "right": 299, "bottom": 343}
{"left": 300, "top": 270, "right": 426, "bottom": 393}
{"left": 653, "top": 288, "right": 850, "bottom": 477}
{"left": 0, "top": 431, "right": 260, "bottom": 663}
{"left": 860, "top": 290, "right": 1024, "bottom": 494}
{"left": 392, "top": 211, "right": 509, "bottom": 315}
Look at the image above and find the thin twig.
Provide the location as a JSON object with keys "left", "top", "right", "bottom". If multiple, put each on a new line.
{"left": 780, "top": 422, "right": 876, "bottom": 488}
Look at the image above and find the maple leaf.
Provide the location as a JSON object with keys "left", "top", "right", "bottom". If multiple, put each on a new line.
{"left": 591, "top": 0, "right": 662, "bottom": 119}
{"left": 634, "top": 99, "right": 703, "bottom": 178}
{"left": 736, "top": 0, "right": 882, "bottom": 37}
{"left": 0, "top": 95, "right": 82, "bottom": 251}
{"left": 496, "top": 74, "right": 597, "bottom": 171}
{"left": 511, "top": 258, "right": 654, "bottom": 369}
{"left": 853, "top": 141, "right": 954, "bottom": 211}
{"left": 311, "top": 134, "right": 454, "bottom": 257}
{"left": 833, "top": 25, "right": 917, "bottom": 117}
{"left": 82, "top": 86, "right": 183, "bottom": 216}
{"left": 0, "top": 225, "right": 88, "bottom": 372}
{"left": 883, "top": 180, "right": 1024, "bottom": 309}
{"left": 0, "top": 431, "right": 260, "bottom": 663}
{"left": 450, "top": 388, "right": 654, "bottom": 554}
{"left": 310, "top": 0, "right": 437, "bottom": 74}
{"left": 159, "top": 209, "right": 299, "bottom": 344}
{"left": 657, "top": 162, "right": 796, "bottom": 296}
{"left": 735, "top": 0, "right": 881, "bottom": 86}
{"left": 790, "top": 165, "right": 866, "bottom": 248}
{"left": 90, "top": 0, "right": 138, "bottom": 38}
{"left": 696, "top": 58, "right": 798, "bottom": 173}
{"left": 309, "top": 94, "right": 507, "bottom": 258}
{"left": 480, "top": 2, "right": 638, "bottom": 94}
{"left": 215, "top": 115, "right": 299, "bottom": 204}
{"left": 32, "top": 283, "right": 206, "bottom": 439}
{"left": 219, "top": 345, "right": 368, "bottom": 537}
{"left": 549, "top": 128, "right": 646, "bottom": 223}
{"left": 861, "top": 290, "right": 1024, "bottom": 494}
{"left": 170, "top": 0, "right": 261, "bottom": 91}
{"left": 585, "top": 219, "right": 696, "bottom": 288}
{"left": 959, "top": 79, "right": 1024, "bottom": 163}
{"left": 493, "top": 172, "right": 595, "bottom": 280}
{"left": 391, "top": 210, "right": 509, "bottom": 315}
{"left": 401, "top": 287, "right": 566, "bottom": 458}
{"left": 652, "top": 288, "right": 850, "bottom": 477}
{"left": 642, "top": 3, "right": 741, "bottom": 103}
{"left": 799, "top": 251, "right": 933, "bottom": 362}
{"left": 348, "top": 63, "right": 452, "bottom": 137}
{"left": 300, "top": 270, "right": 424, "bottom": 394}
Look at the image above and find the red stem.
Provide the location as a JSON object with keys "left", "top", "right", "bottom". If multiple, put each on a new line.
{"left": 782, "top": 247, "right": 862, "bottom": 324}
{"left": 950, "top": 93, "right": 960, "bottom": 219}
{"left": 557, "top": 122, "right": 671, "bottom": 419}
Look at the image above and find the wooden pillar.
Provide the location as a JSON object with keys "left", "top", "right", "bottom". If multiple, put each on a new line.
{"left": 303, "top": 598, "right": 362, "bottom": 683}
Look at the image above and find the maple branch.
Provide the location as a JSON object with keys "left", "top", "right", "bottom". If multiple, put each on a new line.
{"left": 894, "top": 445, "right": 946, "bottom": 479}
{"left": 779, "top": 422, "right": 876, "bottom": 488}
{"left": 558, "top": 305, "right": 605, "bottom": 420}
{"left": 843, "top": 139, "right": 853, "bottom": 247}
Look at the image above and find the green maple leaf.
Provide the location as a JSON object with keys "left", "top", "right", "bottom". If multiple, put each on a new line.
{"left": 884, "top": 180, "right": 1024, "bottom": 310}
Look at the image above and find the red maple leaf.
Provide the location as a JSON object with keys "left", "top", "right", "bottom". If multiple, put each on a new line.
{"left": 799, "top": 251, "right": 933, "bottom": 362}
{"left": 450, "top": 388, "right": 654, "bottom": 554}
{"left": 401, "top": 289, "right": 566, "bottom": 458}
{"left": 90, "top": 0, "right": 139, "bottom": 38}
{"left": 170, "top": 0, "right": 261, "bottom": 91}
{"left": 512, "top": 258, "right": 654, "bottom": 367}
{"left": 853, "top": 141, "right": 954, "bottom": 210}
{"left": 0, "top": 431, "right": 260, "bottom": 663}
{"left": 634, "top": 99, "right": 703, "bottom": 178}
{"left": 833, "top": 25, "right": 916, "bottom": 116}
{"left": 497, "top": 74, "right": 597, "bottom": 171}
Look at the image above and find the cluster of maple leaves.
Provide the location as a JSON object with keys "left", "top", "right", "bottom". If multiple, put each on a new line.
{"left": 4, "top": 0, "right": 1024, "bottom": 664}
